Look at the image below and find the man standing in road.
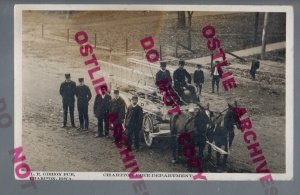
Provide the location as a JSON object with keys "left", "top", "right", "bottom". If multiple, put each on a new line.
{"left": 110, "top": 90, "right": 126, "bottom": 141}
{"left": 125, "top": 95, "right": 143, "bottom": 151}
{"left": 59, "top": 73, "right": 76, "bottom": 128}
{"left": 194, "top": 64, "right": 205, "bottom": 97}
{"left": 94, "top": 89, "right": 111, "bottom": 137}
{"left": 76, "top": 78, "right": 92, "bottom": 130}
{"left": 211, "top": 61, "right": 220, "bottom": 94}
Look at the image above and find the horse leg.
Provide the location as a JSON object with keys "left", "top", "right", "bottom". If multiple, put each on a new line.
{"left": 205, "top": 132, "right": 212, "bottom": 160}
{"left": 196, "top": 138, "right": 206, "bottom": 171}
{"left": 216, "top": 143, "right": 222, "bottom": 170}
{"left": 207, "top": 144, "right": 212, "bottom": 160}
{"left": 222, "top": 132, "right": 234, "bottom": 171}
{"left": 222, "top": 145, "right": 229, "bottom": 171}
{"left": 171, "top": 134, "right": 178, "bottom": 163}
{"left": 198, "top": 140, "right": 205, "bottom": 161}
{"left": 170, "top": 115, "right": 178, "bottom": 164}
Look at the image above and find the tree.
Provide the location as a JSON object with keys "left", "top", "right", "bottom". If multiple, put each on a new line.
{"left": 261, "top": 12, "right": 269, "bottom": 60}
{"left": 253, "top": 12, "right": 259, "bottom": 44}
{"left": 177, "top": 11, "right": 186, "bottom": 28}
{"left": 187, "top": 11, "right": 194, "bottom": 50}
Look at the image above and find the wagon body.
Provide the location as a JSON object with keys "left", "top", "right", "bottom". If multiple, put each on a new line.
{"left": 98, "top": 58, "right": 198, "bottom": 147}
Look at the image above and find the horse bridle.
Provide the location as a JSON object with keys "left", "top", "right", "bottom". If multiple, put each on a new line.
{"left": 208, "top": 107, "right": 229, "bottom": 124}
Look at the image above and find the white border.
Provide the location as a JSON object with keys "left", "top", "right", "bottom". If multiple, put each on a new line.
{"left": 14, "top": 4, "right": 294, "bottom": 181}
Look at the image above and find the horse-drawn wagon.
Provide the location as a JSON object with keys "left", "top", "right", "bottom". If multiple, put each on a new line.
{"left": 99, "top": 57, "right": 240, "bottom": 171}
{"left": 99, "top": 57, "right": 199, "bottom": 147}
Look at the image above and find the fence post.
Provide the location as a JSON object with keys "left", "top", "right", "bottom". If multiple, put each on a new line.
{"left": 42, "top": 24, "right": 44, "bottom": 38}
{"left": 160, "top": 45, "right": 162, "bottom": 61}
{"left": 211, "top": 52, "right": 213, "bottom": 73}
{"left": 94, "top": 33, "right": 97, "bottom": 48}
{"left": 109, "top": 48, "right": 112, "bottom": 63}
{"left": 126, "top": 38, "right": 128, "bottom": 56}
{"left": 67, "top": 29, "right": 69, "bottom": 43}
{"left": 175, "top": 42, "right": 178, "bottom": 58}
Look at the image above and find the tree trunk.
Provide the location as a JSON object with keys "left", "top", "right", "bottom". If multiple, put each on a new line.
{"left": 261, "top": 12, "right": 269, "bottom": 60}
{"left": 253, "top": 12, "right": 259, "bottom": 44}
{"left": 177, "top": 11, "right": 186, "bottom": 28}
{"left": 187, "top": 11, "right": 193, "bottom": 50}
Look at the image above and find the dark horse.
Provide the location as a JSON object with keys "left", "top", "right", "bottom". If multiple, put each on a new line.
{"left": 206, "top": 103, "right": 242, "bottom": 172}
{"left": 169, "top": 104, "right": 210, "bottom": 170}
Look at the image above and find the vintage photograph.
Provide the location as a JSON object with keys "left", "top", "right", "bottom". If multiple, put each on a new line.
{"left": 15, "top": 5, "right": 293, "bottom": 180}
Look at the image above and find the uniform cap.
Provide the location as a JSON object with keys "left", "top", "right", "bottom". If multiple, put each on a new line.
{"left": 160, "top": 61, "right": 167, "bottom": 67}
{"left": 65, "top": 73, "right": 71, "bottom": 78}
{"left": 131, "top": 95, "right": 138, "bottom": 100}
{"left": 78, "top": 78, "right": 84, "bottom": 82}
{"left": 179, "top": 60, "right": 185, "bottom": 66}
{"left": 114, "top": 90, "right": 119, "bottom": 94}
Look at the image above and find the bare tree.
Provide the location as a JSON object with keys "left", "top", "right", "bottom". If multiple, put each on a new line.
{"left": 261, "top": 12, "right": 269, "bottom": 60}
{"left": 177, "top": 11, "right": 186, "bottom": 28}
{"left": 187, "top": 11, "right": 194, "bottom": 50}
{"left": 253, "top": 12, "right": 259, "bottom": 44}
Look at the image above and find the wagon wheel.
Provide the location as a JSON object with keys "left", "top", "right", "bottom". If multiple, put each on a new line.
{"left": 143, "top": 114, "right": 154, "bottom": 147}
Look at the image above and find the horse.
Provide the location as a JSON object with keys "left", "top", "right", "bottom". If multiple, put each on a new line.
{"left": 169, "top": 103, "right": 210, "bottom": 170}
{"left": 205, "top": 103, "right": 242, "bottom": 172}
{"left": 171, "top": 81, "right": 199, "bottom": 105}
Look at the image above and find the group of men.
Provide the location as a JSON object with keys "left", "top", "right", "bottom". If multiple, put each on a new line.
{"left": 155, "top": 59, "right": 223, "bottom": 101}
{"left": 155, "top": 60, "right": 206, "bottom": 104}
{"left": 59, "top": 60, "right": 220, "bottom": 150}
{"left": 59, "top": 74, "right": 91, "bottom": 129}
{"left": 59, "top": 73, "right": 144, "bottom": 151}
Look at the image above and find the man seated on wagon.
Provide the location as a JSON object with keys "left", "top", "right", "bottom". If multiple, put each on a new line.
{"left": 155, "top": 61, "right": 182, "bottom": 106}
{"left": 173, "top": 60, "right": 197, "bottom": 103}
{"left": 155, "top": 61, "right": 172, "bottom": 88}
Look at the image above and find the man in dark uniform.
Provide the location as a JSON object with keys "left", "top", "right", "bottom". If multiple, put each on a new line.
{"left": 155, "top": 61, "right": 180, "bottom": 105}
{"left": 94, "top": 89, "right": 111, "bottom": 137}
{"left": 155, "top": 61, "right": 172, "bottom": 88}
{"left": 173, "top": 60, "right": 198, "bottom": 103}
{"left": 76, "top": 78, "right": 92, "bottom": 130}
{"left": 125, "top": 95, "right": 143, "bottom": 151}
{"left": 250, "top": 59, "right": 260, "bottom": 80}
{"left": 109, "top": 90, "right": 126, "bottom": 141}
{"left": 193, "top": 64, "right": 205, "bottom": 96}
{"left": 173, "top": 60, "right": 192, "bottom": 96}
{"left": 59, "top": 73, "right": 76, "bottom": 128}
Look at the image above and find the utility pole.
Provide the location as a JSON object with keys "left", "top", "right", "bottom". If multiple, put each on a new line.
{"left": 261, "top": 12, "right": 269, "bottom": 60}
